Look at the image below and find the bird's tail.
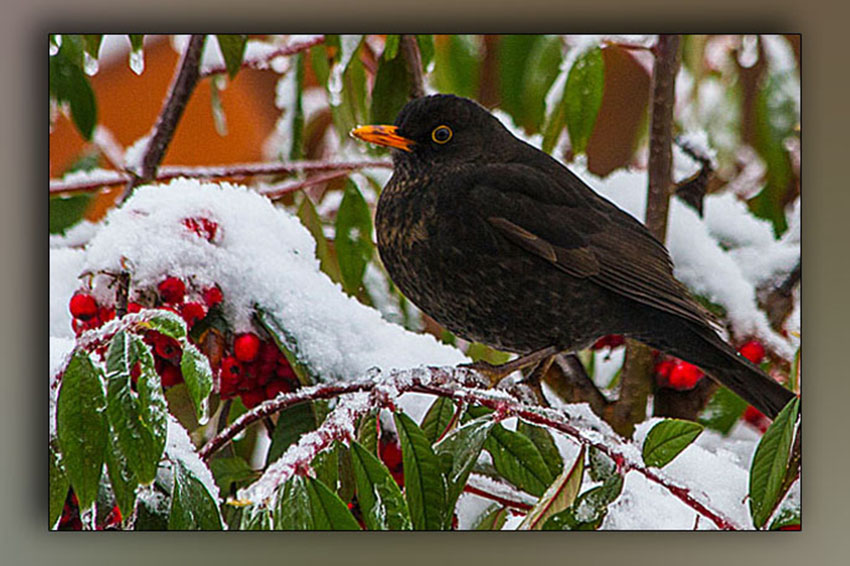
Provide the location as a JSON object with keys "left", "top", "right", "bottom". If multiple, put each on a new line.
{"left": 643, "top": 327, "right": 796, "bottom": 420}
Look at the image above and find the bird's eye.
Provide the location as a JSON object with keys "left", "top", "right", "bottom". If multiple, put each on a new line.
{"left": 431, "top": 125, "right": 453, "bottom": 144}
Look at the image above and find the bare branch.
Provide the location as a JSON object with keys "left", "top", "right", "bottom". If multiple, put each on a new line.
{"left": 200, "top": 35, "right": 325, "bottom": 78}
{"left": 119, "top": 34, "right": 207, "bottom": 204}
{"left": 400, "top": 35, "right": 425, "bottom": 99}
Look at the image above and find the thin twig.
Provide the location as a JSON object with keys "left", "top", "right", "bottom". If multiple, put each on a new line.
{"left": 119, "top": 34, "right": 207, "bottom": 204}
{"left": 400, "top": 35, "right": 425, "bottom": 99}
{"left": 258, "top": 170, "right": 351, "bottom": 200}
{"left": 49, "top": 160, "right": 392, "bottom": 195}
{"left": 200, "top": 35, "right": 325, "bottom": 78}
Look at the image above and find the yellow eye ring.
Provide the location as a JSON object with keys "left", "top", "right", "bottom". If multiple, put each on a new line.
{"left": 431, "top": 125, "right": 453, "bottom": 144}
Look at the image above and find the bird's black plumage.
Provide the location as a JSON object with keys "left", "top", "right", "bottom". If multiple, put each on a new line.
{"left": 354, "top": 94, "right": 794, "bottom": 419}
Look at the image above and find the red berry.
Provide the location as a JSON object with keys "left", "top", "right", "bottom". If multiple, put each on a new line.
{"left": 234, "top": 333, "right": 261, "bottom": 362}
{"left": 259, "top": 341, "right": 280, "bottom": 363}
{"left": 98, "top": 306, "right": 115, "bottom": 325}
{"left": 379, "top": 437, "right": 404, "bottom": 487}
{"left": 69, "top": 293, "right": 98, "bottom": 320}
{"left": 241, "top": 388, "right": 265, "bottom": 409}
{"left": 654, "top": 359, "right": 675, "bottom": 380}
{"left": 265, "top": 380, "right": 293, "bottom": 399}
{"left": 180, "top": 302, "right": 207, "bottom": 328}
{"left": 153, "top": 334, "right": 181, "bottom": 361}
{"left": 130, "top": 362, "right": 141, "bottom": 384}
{"left": 276, "top": 362, "right": 297, "bottom": 382}
{"left": 127, "top": 302, "right": 143, "bottom": 313}
{"left": 739, "top": 340, "right": 766, "bottom": 364}
{"left": 667, "top": 361, "right": 704, "bottom": 390}
{"left": 202, "top": 286, "right": 223, "bottom": 307}
{"left": 160, "top": 364, "right": 183, "bottom": 387}
{"left": 219, "top": 357, "right": 242, "bottom": 397}
{"left": 182, "top": 217, "right": 219, "bottom": 242}
{"left": 743, "top": 405, "right": 769, "bottom": 433}
{"left": 158, "top": 277, "right": 186, "bottom": 304}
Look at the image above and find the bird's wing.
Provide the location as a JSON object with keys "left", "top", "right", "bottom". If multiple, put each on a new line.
{"left": 467, "top": 163, "right": 714, "bottom": 328}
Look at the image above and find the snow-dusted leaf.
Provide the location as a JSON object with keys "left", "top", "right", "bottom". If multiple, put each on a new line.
{"left": 56, "top": 349, "right": 107, "bottom": 508}
{"left": 433, "top": 415, "right": 495, "bottom": 517}
{"left": 128, "top": 34, "right": 144, "bottom": 53}
{"left": 518, "top": 445, "right": 585, "bottom": 530}
{"left": 394, "top": 412, "right": 448, "bottom": 530}
{"left": 255, "top": 308, "right": 316, "bottom": 386}
{"left": 179, "top": 341, "right": 212, "bottom": 422}
{"left": 313, "top": 442, "right": 339, "bottom": 492}
{"left": 350, "top": 441, "right": 412, "bottom": 530}
{"left": 517, "top": 420, "right": 563, "bottom": 478}
{"left": 168, "top": 461, "right": 224, "bottom": 530}
{"left": 473, "top": 505, "right": 508, "bottom": 531}
{"left": 105, "top": 332, "right": 167, "bottom": 484}
{"left": 642, "top": 419, "right": 704, "bottom": 468}
{"left": 50, "top": 38, "right": 97, "bottom": 140}
{"left": 304, "top": 477, "right": 361, "bottom": 530}
{"left": 749, "top": 397, "right": 800, "bottom": 529}
{"left": 485, "top": 423, "right": 554, "bottom": 497}
{"left": 275, "top": 475, "right": 313, "bottom": 529}
{"left": 266, "top": 402, "right": 322, "bottom": 466}
{"left": 768, "top": 505, "right": 801, "bottom": 531}
{"left": 420, "top": 396, "right": 457, "bottom": 445}
{"left": 104, "top": 426, "right": 138, "bottom": 519}
{"left": 216, "top": 35, "right": 247, "bottom": 79}
{"left": 335, "top": 179, "right": 374, "bottom": 296}
{"left": 239, "top": 506, "right": 272, "bottom": 530}
{"left": 542, "top": 471, "right": 623, "bottom": 530}
{"left": 49, "top": 441, "right": 69, "bottom": 528}
{"left": 143, "top": 309, "right": 187, "bottom": 339}
{"left": 564, "top": 46, "right": 604, "bottom": 154}
{"left": 82, "top": 34, "right": 102, "bottom": 59}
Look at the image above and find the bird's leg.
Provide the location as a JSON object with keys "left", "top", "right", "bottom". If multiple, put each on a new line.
{"left": 520, "top": 354, "right": 555, "bottom": 407}
{"left": 460, "top": 345, "right": 560, "bottom": 387}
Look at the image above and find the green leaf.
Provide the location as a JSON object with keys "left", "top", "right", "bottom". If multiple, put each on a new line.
{"left": 485, "top": 423, "right": 554, "bottom": 496}
{"left": 334, "top": 179, "right": 374, "bottom": 295}
{"left": 180, "top": 342, "right": 213, "bottom": 421}
{"left": 168, "top": 461, "right": 224, "bottom": 530}
{"left": 519, "top": 445, "right": 585, "bottom": 530}
{"left": 642, "top": 419, "right": 704, "bottom": 468}
{"left": 275, "top": 475, "right": 314, "bottom": 529}
{"left": 128, "top": 34, "right": 144, "bottom": 53}
{"left": 254, "top": 308, "right": 317, "bottom": 385}
{"left": 50, "top": 39, "right": 98, "bottom": 140}
{"left": 473, "top": 505, "right": 508, "bottom": 530}
{"left": 420, "top": 396, "right": 457, "bottom": 445}
{"left": 313, "top": 443, "right": 339, "bottom": 492}
{"left": 383, "top": 35, "right": 401, "bottom": 60}
{"left": 82, "top": 34, "right": 102, "bottom": 59}
{"left": 289, "top": 52, "right": 306, "bottom": 161}
{"left": 239, "top": 506, "right": 273, "bottom": 530}
{"left": 105, "top": 332, "right": 168, "bottom": 484}
{"left": 564, "top": 46, "right": 604, "bottom": 154}
{"left": 749, "top": 397, "right": 800, "bottom": 529}
{"left": 394, "top": 412, "right": 448, "bottom": 530}
{"left": 266, "top": 401, "right": 322, "bottom": 465}
{"left": 49, "top": 193, "right": 92, "bottom": 235}
{"left": 433, "top": 415, "right": 495, "bottom": 518}
{"left": 297, "top": 195, "right": 342, "bottom": 284}
{"left": 542, "top": 472, "right": 623, "bottom": 530}
{"left": 216, "top": 35, "right": 248, "bottom": 79}
{"left": 700, "top": 386, "right": 748, "bottom": 435}
{"left": 517, "top": 420, "right": 563, "bottom": 479}
{"left": 209, "top": 456, "right": 258, "bottom": 497}
{"left": 104, "top": 426, "right": 138, "bottom": 519}
{"left": 49, "top": 441, "right": 70, "bottom": 528}
{"left": 143, "top": 309, "right": 187, "bottom": 339}
{"left": 498, "top": 35, "right": 563, "bottom": 132}
{"left": 465, "top": 342, "right": 512, "bottom": 366}
{"left": 350, "top": 441, "right": 412, "bottom": 530}
{"left": 305, "top": 477, "right": 361, "bottom": 530}
{"left": 587, "top": 446, "right": 617, "bottom": 483}
{"left": 416, "top": 35, "right": 435, "bottom": 70}
{"left": 768, "top": 505, "right": 801, "bottom": 531}
{"left": 357, "top": 412, "right": 379, "bottom": 456}
{"left": 432, "top": 35, "right": 481, "bottom": 98}
{"left": 370, "top": 53, "right": 411, "bottom": 126}
{"left": 56, "top": 350, "right": 107, "bottom": 509}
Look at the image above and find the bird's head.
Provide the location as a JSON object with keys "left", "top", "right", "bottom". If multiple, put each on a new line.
{"left": 351, "top": 94, "right": 515, "bottom": 174}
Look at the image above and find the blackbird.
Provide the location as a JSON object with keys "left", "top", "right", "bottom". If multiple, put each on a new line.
{"left": 351, "top": 94, "right": 794, "bottom": 419}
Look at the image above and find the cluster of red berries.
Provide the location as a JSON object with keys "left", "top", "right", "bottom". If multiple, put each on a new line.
{"left": 378, "top": 431, "right": 404, "bottom": 488}
{"left": 56, "top": 490, "right": 122, "bottom": 531}
{"left": 653, "top": 339, "right": 767, "bottom": 392}
{"left": 68, "top": 276, "right": 223, "bottom": 389}
{"left": 218, "top": 332, "right": 300, "bottom": 409}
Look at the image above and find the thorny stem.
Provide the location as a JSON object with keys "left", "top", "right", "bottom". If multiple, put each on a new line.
{"left": 200, "top": 35, "right": 325, "bottom": 77}
{"left": 400, "top": 35, "right": 425, "bottom": 99}
{"left": 49, "top": 160, "right": 392, "bottom": 195}
{"left": 119, "top": 34, "right": 206, "bottom": 205}
{"left": 210, "top": 366, "right": 741, "bottom": 530}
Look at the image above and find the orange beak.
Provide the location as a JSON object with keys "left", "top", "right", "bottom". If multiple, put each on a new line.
{"left": 350, "top": 125, "right": 415, "bottom": 152}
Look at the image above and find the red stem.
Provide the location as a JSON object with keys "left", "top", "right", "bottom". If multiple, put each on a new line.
{"left": 200, "top": 35, "right": 325, "bottom": 77}
{"left": 463, "top": 484, "right": 532, "bottom": 511}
